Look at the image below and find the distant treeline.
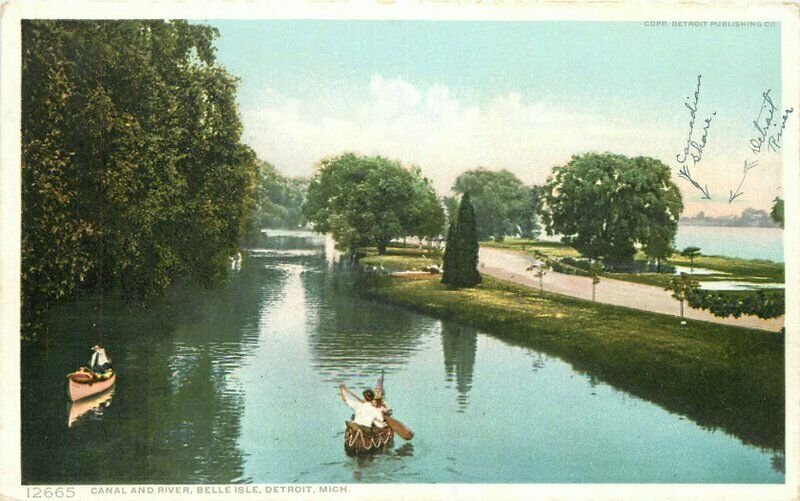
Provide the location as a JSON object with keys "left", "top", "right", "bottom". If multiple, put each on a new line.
{"left": 680, "top": 208, "right": 781, "bottom": 228}
{"left": 251, "top": 161, "right": 308, "bottom": 231}
{"left": 21, "top": 21, "right": 259, "bottom": 338}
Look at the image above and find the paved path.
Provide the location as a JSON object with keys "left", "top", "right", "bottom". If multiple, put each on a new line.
{"left": 479, "top": 247, "right": 784, "bottom": 332}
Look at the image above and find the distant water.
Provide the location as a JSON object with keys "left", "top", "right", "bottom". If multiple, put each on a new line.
{"left": 675, "top": 226, "right": 783, "bottom": 263}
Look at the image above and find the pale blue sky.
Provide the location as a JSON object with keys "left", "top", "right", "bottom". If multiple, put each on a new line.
{"left": 203, "top": 20, "right": 784, "bottom": 215}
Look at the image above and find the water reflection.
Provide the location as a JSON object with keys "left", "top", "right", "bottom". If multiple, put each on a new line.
{"left": 440, "top": 323, "right": 477, "bottom": 412}
{"left": 23, "top": 231, "right": 785, "bottom": 484}
{"left": 22, "top": 247, "right": 272, "bottom": 484}
{"left": 67, "top": 387, "right": 114, "bottom": 428}
{"left": 304, "top": 269, "right": 433, "bottom": 380}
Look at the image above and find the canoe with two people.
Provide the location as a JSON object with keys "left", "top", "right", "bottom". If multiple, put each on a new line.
{"left": 66, "top": 345, "right": 116, "bottom": 402}
{"left": 338, "top": 373, "right": 413, "bottom": 456}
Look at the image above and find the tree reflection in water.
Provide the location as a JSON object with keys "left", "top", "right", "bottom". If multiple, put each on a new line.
{"left": 22, "top": 249, "right": 274, "bottom": 484}
{"left": 440, "top": 323, "right": 478, "bottom": 412}
{"left": 304, "top": 268, "right": 432, "bottom": 381}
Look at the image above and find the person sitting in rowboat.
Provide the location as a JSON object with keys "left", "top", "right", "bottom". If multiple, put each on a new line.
{"left": 89, "top": 345, "right": 113, "bottom": 374}
{"left": 338, "top": 385, "right": 389, "bottom": 428}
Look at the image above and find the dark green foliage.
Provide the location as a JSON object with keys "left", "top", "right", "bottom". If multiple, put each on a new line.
{"left": 770, "top": 197, "right": 784, "bottom": 228}
{"left": 680, "top": 246, "right": 702, "bottom": 270}
{"left": 452, "top": 168, "right": 539, "bottom": 241}
{"left": 441, "top": 194, "right": 481, "bottom": 287}
{"left": 441, "top": 211, "right": 458, "bottom": 285}
{"left": 21, "top": 20, "right": 257, "bottom": 338}
{"left": 302, "top": 153, "right": 444, "bottom": 254}
{"left": 543, "top": 153, "right": 683, "bottom": 264}
{"left": 686, "top": 289, "right": 785, "bottom": 320}
{"left": 666, "top": 274, "right": 699, "bottom": 318}
{"left": 250, "top": 161, "right": 308, "bottom": 231}
{"left": 455, "top": 193, "right": 481, "bottom": 287}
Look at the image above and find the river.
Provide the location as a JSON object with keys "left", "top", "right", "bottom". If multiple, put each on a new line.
{"left": 675, "top": 225, "right": 783, "bottom": 263}
{"left": 21, "top": 232, "right": 784, "bottom": 484}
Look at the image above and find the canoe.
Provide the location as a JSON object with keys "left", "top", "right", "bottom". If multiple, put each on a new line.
{"left": 344, "top": 421, "right": 394, "bottom": 455}
{"left": 68, "top": 386, "right": 114, "bottom": 427}
{"left": 67, "top": 370, "right": 116, "bottom": 402}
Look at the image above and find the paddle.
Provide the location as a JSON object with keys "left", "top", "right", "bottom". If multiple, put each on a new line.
{"left": 384, "top": 414, "right": 414, "bottom": 441}
{"left": 339, "top": 383, "right": 414, "bottom": 440}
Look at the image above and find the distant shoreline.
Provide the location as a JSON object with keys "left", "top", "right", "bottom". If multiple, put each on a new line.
{"left": 679, "top": 220, "right": 781, "bottom": 228}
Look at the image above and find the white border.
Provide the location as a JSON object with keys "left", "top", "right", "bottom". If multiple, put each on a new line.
{"left": 1, "top": 1, "right": 798, "bottom": 500}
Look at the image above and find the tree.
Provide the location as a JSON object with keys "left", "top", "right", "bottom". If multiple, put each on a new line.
{"left": 441, "top": 193, "right": 481, "bottom": 288}
{"left": 408, "top": 167, "right": 446, "bottom": 247}
{"left": 21, "top": 20, "right": 257, "bottom": 338}
{"left": 250, "top": 161, "right": 309, "bottom": 232}
{"left": 666, "top": 273, "right": 699, "bottom": 318}
{"left": 589, "top": 261, "right": 604, "bottom": 302}
{"left": 680, "top": 246, "right": 702, "bottom": 271}
{"left": 455, "top": 193, "right": 482, "bottom": 287}
{"left": 303, "top": 153, "right": 444, "bottom": 254}
{"left": 526, "top": 264, "right": 547, "bottom": 292}
{"left": 770, "top": 197, "right": 784, "bottom": 228}
{"left": 441, "top": 210, "right": 459, "bottom": 285}
{"left": 453, "top": 168, "right": 539, "bottom": 241}
{"left": 442, "top": 193, "right": 481, "bottom": 287}
{"left": 542, "top": 153, "right": 683, "bottom": 265}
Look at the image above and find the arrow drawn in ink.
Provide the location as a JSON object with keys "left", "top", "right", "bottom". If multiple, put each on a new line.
{"left": 728, "top": 159, "right": 759, "bottom": 203}
{"left": 677, "top": 164, "right": 711, "bottom": 200}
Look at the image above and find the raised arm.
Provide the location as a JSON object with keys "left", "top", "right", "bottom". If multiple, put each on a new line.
{"left": 339, "top": 385, "right": 363, "bottom": 410}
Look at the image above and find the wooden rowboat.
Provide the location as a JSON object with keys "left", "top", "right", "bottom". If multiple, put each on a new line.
{"left": 67, "top": 369, "right": 116, "bottom": 402}
{"left": 344, "top": 421, "right": 394, "bottom": 455}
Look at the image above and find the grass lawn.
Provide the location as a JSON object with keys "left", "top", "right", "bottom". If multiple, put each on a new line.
{"left": 483, "top": 238, "right": 582, "bottom": 258}
{"left": 483, "top": 238, "right": 785, "bottom": 286}
{"left": 363, "top": 252, "right": 784, "bottom": 451}
{"left": 669, "top": 254, "right": 784, "bottom": 282}
{"left": 360, "top": 246, "right": 442, "bottom": 272}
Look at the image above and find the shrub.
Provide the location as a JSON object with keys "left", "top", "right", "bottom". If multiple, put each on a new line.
{"left": 686, "top": 289, "right": 784, "bottom": 319}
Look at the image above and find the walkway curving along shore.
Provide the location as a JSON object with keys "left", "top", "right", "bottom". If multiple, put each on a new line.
{"left": 479, "top": 247, "right": 784, "bottom": 332}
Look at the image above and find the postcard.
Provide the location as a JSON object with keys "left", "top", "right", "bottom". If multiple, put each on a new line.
{"left": 1, "top": 1, "right": 798, "bottom": 500}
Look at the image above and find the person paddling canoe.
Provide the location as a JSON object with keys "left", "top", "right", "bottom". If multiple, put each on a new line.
{"left": 339, "top": 385, "right": 389, "bottom": 428}
{"left": 338, "top": 378, "right": 413, "bottom": 455}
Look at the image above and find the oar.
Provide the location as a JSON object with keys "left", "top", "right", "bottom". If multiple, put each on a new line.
{"left": 384, "top": 414, "right": 414, "bottom": 440}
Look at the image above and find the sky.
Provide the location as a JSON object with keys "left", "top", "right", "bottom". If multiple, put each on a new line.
{"left": 204, "top": 20, "right": 785, "bottom": 217}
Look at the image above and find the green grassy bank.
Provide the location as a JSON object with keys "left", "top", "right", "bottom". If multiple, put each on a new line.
{"left": 483, "top": 238, "right": 784, "bottom": 288}
{"left": 361, "top": 250, "right": 784, "bottom": 451}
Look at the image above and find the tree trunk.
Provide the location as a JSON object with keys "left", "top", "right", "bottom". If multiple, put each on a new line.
{"left": 592, "top": 283, "right": 596, "bottom": 302}
{"left": 377, "top": 241, "right": 387, "bottom": 255}
{"left": 680, "top": 299, "right": 684, "bottom": 317}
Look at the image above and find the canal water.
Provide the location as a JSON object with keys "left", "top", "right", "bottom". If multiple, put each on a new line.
{"left": 21, "top": 233, "right": 784, "bottom": 484}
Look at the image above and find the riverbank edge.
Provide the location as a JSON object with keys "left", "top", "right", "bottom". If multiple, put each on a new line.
{"left": 480, "top": 239, "right": 785, "bottom": 287}
{"left": 360, "top": 265, "right": 784, "bottom": 452}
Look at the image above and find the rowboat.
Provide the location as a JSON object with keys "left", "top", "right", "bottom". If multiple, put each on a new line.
{"left": 344, "top": 421, "right": 394, "bottom": 455}
{"left": 67, "top": 369, "right": 116, "bottom": 402}
{"left": 68, "top": 386, "right": 114, "bottom": 427}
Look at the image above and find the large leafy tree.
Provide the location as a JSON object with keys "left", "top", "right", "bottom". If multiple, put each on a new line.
{"left": 452, "top": 168, "right": 539, "bottom": 241}
{"left": 407, "top": 167, "right": 446, "bottom": 245}
{"left": 302, "top": 154, "right": 444, "bottom": 254}
{"left": 22, "top": 20, "right": 257, "bottom": 337}
{"left": 542, "top": 153, "right": 683, "bottom": 264}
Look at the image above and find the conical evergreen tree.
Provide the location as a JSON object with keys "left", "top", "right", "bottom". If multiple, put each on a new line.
{"left": 454, "top": 192, "right": 481, "bottom": 287}
{"left": 441, "top": 200, "right": 459, "bottom": 285}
